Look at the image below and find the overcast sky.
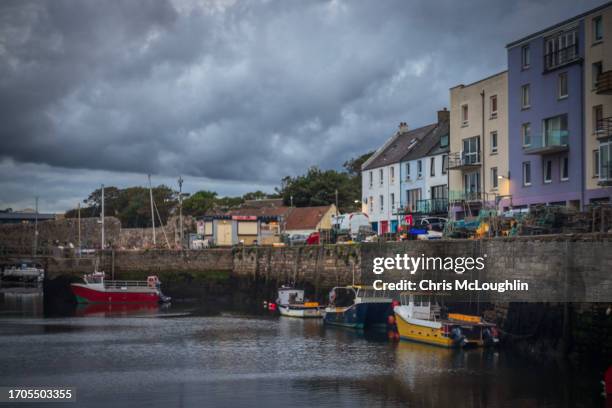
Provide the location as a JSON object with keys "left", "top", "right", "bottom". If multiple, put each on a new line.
{"left": 0, "top": 0, "right": 606, "bottom": 212}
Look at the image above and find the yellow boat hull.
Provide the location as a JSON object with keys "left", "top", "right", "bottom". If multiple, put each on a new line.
{"left": 394, "top": 313, "right": 456, "bottom": 348}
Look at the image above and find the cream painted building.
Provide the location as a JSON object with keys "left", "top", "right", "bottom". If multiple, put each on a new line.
{"left": 449, "top": 71, "right": 509, "bottom": 216}
{"left": 585, "top": 3, "right": 612, "bottom": 202}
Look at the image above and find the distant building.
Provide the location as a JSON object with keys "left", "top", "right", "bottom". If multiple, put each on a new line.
{"left": 449, "top": 71, "right": 509, "bottom": 216}
{"left": 284, "top": 205, "right": 337, "bottom": 236}
{"left": 0, "top": 211, "right": 56, "bottom": 225}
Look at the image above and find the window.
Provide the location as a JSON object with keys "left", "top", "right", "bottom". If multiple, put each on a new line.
{"left": 369, "top": 196, "right": 373, "bottom": 213}
{"left": 522, "top": 123, "right": 531, "bottom": 147}
{"left": 463, "top": 172, "right": 480, "bottom": 198}
{"left": 490, "top": 131, "right": 498, "bottom": 154}
{"left": 462, "top": 136, "right": 480, "bottom": 164}
{"left": 593, "top": 16, "right": 603, "bottom": 42}
{"left": 594, "top": 105, "right": 604, "bottom": 132}
{"left": 558, "top": 72, "right": 568, "bottom": 99}
{"left": 601, "top": 142, "right": 611, "bottom": 180}
{"left": 544, "top": 160, "right": 552, "bottom": 183}
{"left": 417, "top": 160, "right": 423, "bottom": 178}
{"left": 442, "top": 154, "right": 448, "bottom": 175}
{"left": 405, "top": 162, "right": 411, "bottom": 179}
{"left": 440, "top": 134, "right": 449, "bottom": 148}
{"left": 521, "top": 84, "right": 530, "bottom": 109}
{"left": 430, "top": 157, "right": 435, "bottom": 177}
{"left": 491, "top": 167, "right": 498, "bottom": 189}
{"left": 461, "top": 104, "right": 469, "bottom": 126}
{"left": 593, "top": 62, "right": 603, "bottom": 88}
{"left": 544, "top": 29, "right": 577, "bottom": 70}
{"left": 369, "top": 171, "right": 373, "bottom": 188}
{"left": 406, "top": 188, "right": 421, "bottom": 212}
{"left": 521, "top": 45, "right": 530, "bottom": 69}
{"left": 490, "top": 95, "right": 498, "bottom": 118}
{"left": 390, "top": 166, "right": 395, "bottom": 183}
{"left": 523, "top": 162, "right": 532, "bottom": 186}
{"left": 390, "top": 193, "right": 395, "bottom": 211}
{"left": 379, "top": 195, "right": 384, "bottom": 212}
{"left": 543, "top": 114, "right": 568, "bottom": 146}
{"left": 379, "top": 168, "right": 384, "bottom": 185}
{"left": 594, "top": 150, "right": 600, "bottom": 177}
{"left": 561, "top": 156, "right": 569, "bottom": 181}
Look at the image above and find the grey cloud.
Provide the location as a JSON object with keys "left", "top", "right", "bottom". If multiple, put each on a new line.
{"left": 0, "top": 0, "right": 607, "bottom": 211}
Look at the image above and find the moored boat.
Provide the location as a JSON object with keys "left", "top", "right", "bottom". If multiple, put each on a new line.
{"left": 323, "top": 285, "right": 393, "bottom": 330}
{"left": 2, "top": 262, "right": 44, "bottom": 282}
{"left": 276, "top": 286, "right": 323, "bottom": 318}
{"left": 393, "top": 292, "right": 499, "bottom": 348}
{"left": 70, "top": 272, "right": 171, "bottom": 304}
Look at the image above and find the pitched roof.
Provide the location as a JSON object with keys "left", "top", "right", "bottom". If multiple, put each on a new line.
{"left": 284, "top": 205, "right": 334, "bottom": 231}
{"left": 362, "top": 123, "right": 437, "bottom": 171}
{"left": 228, "top": 206, "right": 291, "bottom": 218}
{"left": 242, "top": 198, "right": 284, "bottom": 208}
{"left": 401, "top": 120, "right": 450, "bottom": 161}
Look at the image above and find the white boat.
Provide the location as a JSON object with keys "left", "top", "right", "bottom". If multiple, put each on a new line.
{"left": 2, "top": 263, "right": 44, "bottom": 282}
{"left": 276, "top": 286, "right": 323, "bottom": 318}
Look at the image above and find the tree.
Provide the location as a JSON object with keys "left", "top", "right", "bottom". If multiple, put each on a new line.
{"left": 343, "top": 151, "right": 375, "bottom": 176}
{"left": 182, "top": 190, "right": 218, "bottom": 216}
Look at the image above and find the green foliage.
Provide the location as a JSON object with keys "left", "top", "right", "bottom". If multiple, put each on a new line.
{"left": 182, "top": 190, "right": 218, "bottom": 216}
{"left": 277, "top": 151, "right": 374, "bottom": 213}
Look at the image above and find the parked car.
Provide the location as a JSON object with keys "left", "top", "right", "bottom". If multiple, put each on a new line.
{"left": 288, "top": 233, "right": 308, "bottom": 246}
{"left": 306, "top": 232, "right": 320, "bottom": 245}
{"left": 415, "top": 217, "right": 448, "bottom": 232}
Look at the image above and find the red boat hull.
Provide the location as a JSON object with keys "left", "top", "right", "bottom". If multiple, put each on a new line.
{"left": 71, "top": 284, "right": 160, "bottom": 303}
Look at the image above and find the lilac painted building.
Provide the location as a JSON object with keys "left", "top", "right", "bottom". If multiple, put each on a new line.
{"left": 507, "top": 18, "right": 586, "bottom": 209}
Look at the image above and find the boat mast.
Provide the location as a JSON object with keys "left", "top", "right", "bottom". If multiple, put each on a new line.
{"left": 148, "top": 174, "right": 156, "bottom": 245}
{"left": 78, "top": 202, "right": 81, "bottom": 257}
{"left": 101, "top": 184, "right": 105, "bottom": 250}
{"left": 178, "top": 176, "right": 183, "bottom": 248}
{"left": 33, "top": 196, "right": 38, "bottom": 256}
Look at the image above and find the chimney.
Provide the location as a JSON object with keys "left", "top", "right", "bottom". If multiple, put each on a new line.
{"left": 398, "top": 122, "right": 409, "bottom": 134}
{"left": 437, "top": 107, "right": 449, "bottom": 123}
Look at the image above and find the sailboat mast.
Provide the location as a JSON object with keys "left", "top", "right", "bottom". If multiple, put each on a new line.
{"left": 148, "top": 174, "right": 156, "bottom": 245}
{"left": 101, "top": 184, "right": 105, "bottom": 250}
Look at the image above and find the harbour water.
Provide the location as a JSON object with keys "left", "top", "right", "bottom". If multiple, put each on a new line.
{"left": 0, "top": 285, "right": 603, "bottom": 407}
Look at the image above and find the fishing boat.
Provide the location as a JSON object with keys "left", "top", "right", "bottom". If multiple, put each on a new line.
{"left": 276, "top": 285, "right": 323, "bottom": 318}
{"left": 70, "top": 272, "right": 171, "bottom": 304}
{"left": 393, "top": 292, "right": 499, "bottom": 348}
{"left": 2, "top": 262, "right": 44, "bottom": 282}
{"left": 323, "top": 285, "right": 393, "bottom": 330}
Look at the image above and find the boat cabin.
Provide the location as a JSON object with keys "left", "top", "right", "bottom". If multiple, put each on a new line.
{"left": 399, "top": 293, "right": 442, "bottom": 321}
{"left": 277, "top": 287, "right": 305, "bottom": 305}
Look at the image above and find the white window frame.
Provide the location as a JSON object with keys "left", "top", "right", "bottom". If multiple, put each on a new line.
{"left": 379, "top": 168, "right": 384, "bottom": 185}
{"left": 417, "top": 160, "right": 423, "bottom": 178}
{"left": 594, "top": 105, "right": 604, "bottom": 133}
{"left": 390, "top": 166, "right": 395, "bottom": 184}
{"left": 490, "top": 131, "right": 498, "bottom": 154}
{"left": 593, "top": 16, "right": 603, "bottom": 42}
{"left": 405, "top": 162, "right": 411, "bottom": 180}
{"left": 430, "top": 157, "right": 435, "bottom": 177}
{"left": 522, "top": 123, "right": 531, "bottom": 147}
{"left": 594, "top": 149, "right": 600, "bottom": 177}
{"left": 390, "top": 193, "right": 395, "bottom": 212}
{"left": 523, "top": 161, "right": 532, "bottom": 186}
{"left": 521, "top": 84, "right": 530, "bottom": 109}
{"left": 491, "top": 167, "right": 498, "bottom": 190}
{"left": 379, "top": 194, "right": 384, "bottom": 212}
{"left": 521, "top": 45, "right": 530, "bottom": 69}
{"left": 560, "top": 156, "right": 569, "bottom": 181}
{"left": 558, "top": 72, "right": 568, "bottom": 99}
{"left": 461, "top": 104, "right": 469, "bottom": 126}
{"left": 369, "top": 196, "right": 374, "bottom": 213}
{"left": 490, "top": 95, "right": 498, "bottom": 118}
{"left": 442, "top": 155, "right": 448, "bottom": 175}
{"left": 544, "top": 159, "right": 552, "bottom": 184}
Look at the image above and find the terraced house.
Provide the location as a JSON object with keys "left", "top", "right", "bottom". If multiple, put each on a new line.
{"left": 361, "top": 111, "right": 449, "bottom": 233}
{"left": 506, "top": 1, "right": 612, "bottom": 210}
{"left": 449, "top": 71, "right": 509, "bottom": 217}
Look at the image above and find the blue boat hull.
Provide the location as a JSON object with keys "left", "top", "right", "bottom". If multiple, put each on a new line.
{"left": 324, "top": 302, "right": 392, "bottom": 330}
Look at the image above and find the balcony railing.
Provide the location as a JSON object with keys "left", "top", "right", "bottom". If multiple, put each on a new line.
{"left": 524, "top": 130, "right": 569, "bottom": 155}
{"left": 596, "top": 117, "right": 612, "bottom": 140}
{"left": 543, "top": 43, "right": 579, "bottom": 71}
{"left": 448, "top": 190, "right": 483, "bottom": 202}
{"left": 596, "top": 71, "right": 612, "bottom": 95}
{"left": 415, "top": 198, "right": 449, "bottom": 215}
{"left": 447, "top": 151, "right": 481, "bottom": 170}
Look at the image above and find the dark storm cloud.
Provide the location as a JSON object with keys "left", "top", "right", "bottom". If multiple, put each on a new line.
{"left": 0, "top": 0, "right": 607, "bottom": 211}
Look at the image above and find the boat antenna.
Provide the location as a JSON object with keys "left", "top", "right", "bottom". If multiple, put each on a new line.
{"left": 101, "top": 184, "right": 105, "bottom": 250}
{"left": 148, "top": 174, "right": 156, "bottom": 246}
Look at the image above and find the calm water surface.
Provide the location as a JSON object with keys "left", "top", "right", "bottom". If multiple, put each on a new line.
{"left": 0, "top": 285, "right": 603, "bottom": 407}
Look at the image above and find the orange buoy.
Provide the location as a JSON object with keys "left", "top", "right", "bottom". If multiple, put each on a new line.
{"left": 387, "top": 315, "right": 396, "bottom": 325}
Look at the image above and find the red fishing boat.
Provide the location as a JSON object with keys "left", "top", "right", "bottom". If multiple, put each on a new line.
{"left": 70, "top": 272, "right": 170, "bottom": 304}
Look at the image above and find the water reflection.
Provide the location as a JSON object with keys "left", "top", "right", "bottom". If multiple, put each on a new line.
{"left": 0, "top": 283, "right": 43, "bottom": 316}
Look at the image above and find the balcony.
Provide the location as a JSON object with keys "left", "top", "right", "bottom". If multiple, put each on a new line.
{"left": 447, "top": 151, "right": 481, "bottom": 170}
{"left": 596, "top": 117, "right": 612, "bottom": 141}
{"left": 415, "top": 198, "right": 449, "bottom": 215}
{"left": 543, "top": 43, "right": 580, "bottom": 72}
{"left": 448, "top": 190, "right": 483, "bottom": 202}
{"left": 524, "top": 130, "right": 569, "bottom": 155}
{"left": 596, "top": 71, "right": 612, "bottom": 95}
